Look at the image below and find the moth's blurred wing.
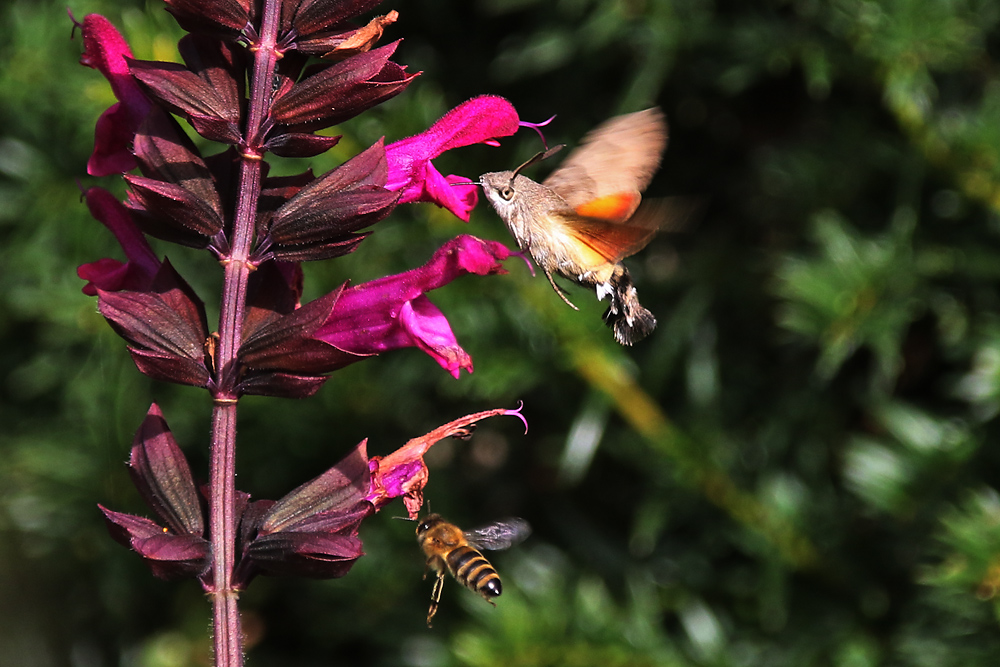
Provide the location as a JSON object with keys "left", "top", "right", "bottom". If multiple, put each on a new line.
{"left": 556, "top": 197, "right": 691, "bottom": 264}
{"left": 543, "top": 108, "right": 668, "bottom": 213}
{"left": 558, "top": 213, "right": 657, "bottom": 264}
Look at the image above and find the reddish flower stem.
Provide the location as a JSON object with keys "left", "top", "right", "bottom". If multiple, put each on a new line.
{"left": 208, "top": 403, "right": 242, "bottom": 667}
{"left": 208, "top": 1, "right": 283, "bottom": 665}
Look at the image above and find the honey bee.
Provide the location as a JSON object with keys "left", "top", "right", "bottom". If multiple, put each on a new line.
{"left": 415, "top": 513, "right": 530, "bottom": 627}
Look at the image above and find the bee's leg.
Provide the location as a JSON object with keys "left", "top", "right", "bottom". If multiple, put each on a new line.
{"left": 426, "top": 572, "right": 445, "bottom": 628}
{"left": 423, "top": 556, "right": 440, "bottom": 580}
{"left": 543, "top": 268, "right": 579, "bottom": 311}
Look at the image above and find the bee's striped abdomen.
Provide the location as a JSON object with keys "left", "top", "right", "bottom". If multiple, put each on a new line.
{"left": 447, "top": 546, "right": 502, "bottom": 598}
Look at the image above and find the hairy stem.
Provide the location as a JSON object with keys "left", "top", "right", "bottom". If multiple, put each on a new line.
{"left": 208, "top": 0, "right": 283, "bottom": 665}
{"left": 208, "top": 402, "right": 242, "bottom": 667}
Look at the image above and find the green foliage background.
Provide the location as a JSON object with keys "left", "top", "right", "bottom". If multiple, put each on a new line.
{"left": 4, "top": 0, "right": 1000, "bottom": 665}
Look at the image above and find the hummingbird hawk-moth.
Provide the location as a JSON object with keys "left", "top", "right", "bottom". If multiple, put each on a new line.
{"left": 477, "top": 108, "right": 669, "bottom": 345}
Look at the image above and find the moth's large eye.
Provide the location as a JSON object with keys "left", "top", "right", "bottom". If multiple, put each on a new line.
{"left": 499, "top": 185, "right": 514, "bottom": 201}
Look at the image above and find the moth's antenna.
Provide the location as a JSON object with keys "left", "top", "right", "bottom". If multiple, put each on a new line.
{"left": 508, "top": 144, "right": 564, "bottom": 188}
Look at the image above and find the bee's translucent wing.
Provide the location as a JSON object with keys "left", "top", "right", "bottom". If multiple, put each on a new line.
{"left": 465, "top": 518, "right": 531, "bottom": 551}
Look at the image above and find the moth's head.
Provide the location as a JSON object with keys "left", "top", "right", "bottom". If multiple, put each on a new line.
{"left": 478, "top": 171, "right": 518, "bottom": 206}
{"left": 478, "top": 171, "right": 558, "bottom": 226}
{"left": 479, "top": 145, "right": 564, "bottom": 207}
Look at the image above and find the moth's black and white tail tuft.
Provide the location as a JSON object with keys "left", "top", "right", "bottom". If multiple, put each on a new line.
{"left": 602, "top": 266, "right": 656, "bottom": 346}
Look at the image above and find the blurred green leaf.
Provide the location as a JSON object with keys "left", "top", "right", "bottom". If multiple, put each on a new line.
{"left": 775, "top": 209, "right": 922, "bottom": 386}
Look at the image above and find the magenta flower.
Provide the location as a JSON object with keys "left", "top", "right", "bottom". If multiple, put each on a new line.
{"left": 385, "top": 95, "right": 520, "bottom": 221}
{"left": 74, "top": 13, "right": 152, "bottom": 176}
{"left": 314, "top": 234, "right": 517, "bottom": 377}
{"left": 77, "top": 187, "right": 161, "bottom": 295}
{"left": 366, "top": 406, "right": 528, "bottom": 518}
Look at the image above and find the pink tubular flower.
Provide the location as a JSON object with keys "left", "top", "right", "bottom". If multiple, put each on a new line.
{"left": 385, "top": 95, "right": 520, "bottom": 221}
{"left": 366, "top": 405, "right": 528, "bottom": 518}
{"left": 78, "top": 187, "right": 161, "bottom": 295}
{"left": 314, "top": 234, "right": 517, "bottom": 377}
{"left": 74, "top": 13, "right": 152, "bottom": 176}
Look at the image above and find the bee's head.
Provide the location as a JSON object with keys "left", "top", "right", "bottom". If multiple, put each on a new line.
{"left": 415, "top": 513, "right": 443, "bottom": 537}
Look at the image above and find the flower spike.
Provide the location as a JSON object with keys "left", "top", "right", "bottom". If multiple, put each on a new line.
{"left": 73, "top": 8, "right": 537, "bottom": 660}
